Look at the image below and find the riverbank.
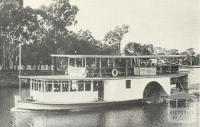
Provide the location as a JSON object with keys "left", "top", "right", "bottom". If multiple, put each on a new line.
{"left": 0, "top": 71, "right": 18, "bottom": 87}
{"left": 0, "top": 71, "right": 62, "bottom": 87}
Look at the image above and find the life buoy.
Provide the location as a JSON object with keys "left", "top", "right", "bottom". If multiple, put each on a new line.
{"left": 112, "top": 69, "right": 119, "bottom": 77}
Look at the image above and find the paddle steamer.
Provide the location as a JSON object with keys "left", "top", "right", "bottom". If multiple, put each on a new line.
{"left": 12, "top": 54, "right": 188, "bottom": 110}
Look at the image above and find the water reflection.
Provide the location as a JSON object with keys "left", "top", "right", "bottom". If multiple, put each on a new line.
{"left": 0, "top": 68, "right": 199, "bottom": 127}
{"left": 0, "top": 87, "right": 199, "bottom": 127}
{"left": 10, "top": 102, "right": 199, "bottom": 127}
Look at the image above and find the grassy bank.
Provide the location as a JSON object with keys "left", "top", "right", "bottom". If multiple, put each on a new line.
{"left": 0, "top": 71, "right": 19, "bottom": 87}
{"left": 0, "top": 70, "right": 62, "bottom": 87}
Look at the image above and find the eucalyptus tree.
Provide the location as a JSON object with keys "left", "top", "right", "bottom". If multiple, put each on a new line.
{"left": 0, "top": 4, "right": 39, "bottom": 70}
{"left": 124, "top": 42, "right": 142, "bottom": 55}
{"left": 103, "top": 24, "right": 129, "bottom": 55}
{"left": 0, "top": 0, "right": 79, "bottom": 70}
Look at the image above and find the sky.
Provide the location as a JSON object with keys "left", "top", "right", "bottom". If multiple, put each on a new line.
{"left": 24, "top": 0, "right": 199, "bottom": 52}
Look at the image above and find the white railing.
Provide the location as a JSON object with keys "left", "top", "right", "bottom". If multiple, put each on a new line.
{"left": 134, "top": 67, "right": 157, "bottom": 76}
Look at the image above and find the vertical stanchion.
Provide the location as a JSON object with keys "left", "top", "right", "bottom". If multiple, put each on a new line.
{"left": 52, "top": 56, "right": 54, "bottom": 75}
{"left": 19, "top": 44, "right": 22, "bottom": 99}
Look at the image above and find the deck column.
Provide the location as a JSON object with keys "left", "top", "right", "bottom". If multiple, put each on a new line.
{"left": 99, "top": 58, "right": 102, "bottom": 77}
{"left": 126, "top": 59, "right": 128, "bottom": 76}
{"left": 107, "top": 58, "right": 110, "bottom": 67}
{"left": 67, "top": 58, "right": 70, "bottom": 67}
{"left": 91, "top": 80, "right": 93, "bottom": 91}
{"left": 82, "top": 58, "right": 84, "bottom": 67}
{"left": 95, "top": 58, "right": 97, "bottom": 66}
{"left": 52, "top": 81, "right": 54, "bottom": 92}
{"left": 30, "top": 78, "right": 32, "bottom": 92}
{"left": 74, "top": 58, "right": 77, "bottom": 67}
{"left": 113, "top": 58, "right": 116, "bottom": 67}
{"left": 41, "top": 80, "right": 43, "bottom": 92}
{"left": 85, "top": 58, "right": 87, "bottom": 68}
{"left": 60, "top": 81, "right": 63, "bottom": 92}
{"left": 83, "top": 81, "right": 85, "bottom": 91}
{"left": 138, "top": 58, "right": 141, "bottom": 75}
{"left": 19, "top": 44, "right": 22, "bottom": 98}
{"left": 52, "top": 57, "right": 54, "bottom": 75}
{"left": 131, "top": 58, "right": 133, "bottom": 67}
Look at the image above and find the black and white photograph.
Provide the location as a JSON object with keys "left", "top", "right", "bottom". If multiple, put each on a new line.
{"left": 0, "top": 0, "right": 199, "bottom": 127}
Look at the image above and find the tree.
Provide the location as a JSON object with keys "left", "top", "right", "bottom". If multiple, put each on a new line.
{"left": 0, "top": 5, "right": 39, "bottom": 70}
{"left": 183, "top": 48, "right": 195, "bottom": 66}
{"left": 0, "top": 0, "right": 79, "bottom": 70}
{"left": 124, "top": 42, "right": 154, "bottom": 56}
{"left": 103, "top": 24, "right": 129, "bottom": 54}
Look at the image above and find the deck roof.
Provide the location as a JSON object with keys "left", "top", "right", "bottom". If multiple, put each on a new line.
{"left": 19, "top": 72, "right": 188, "bottom": 80}
{"left": 51, "top": 54, "right": 185, "bottom": 59}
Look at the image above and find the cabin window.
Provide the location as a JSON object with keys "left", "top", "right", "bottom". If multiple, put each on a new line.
{"left": 78, "top": 81, "right": 84, "bottom": 91}
{"left": 70, "top": 58, "right": 75, "bottom": 67}
{"left": 38, "top": 80, "right": 41, "bottom": 91}
{"left": 32, "top": 81, "right": 34, "bottom": 90}
{"left": 54, "top": 84, "right": 61, "bottom": 92}
{"left": 126, "top": 80, "right": 131, "bottom": 88}
{"left": 62, "top": 81, "right": 69, "bottom": 92}
{"left": 70, "top": 81, "right": 77, "bottom": 92}
{"left": 108, "top": 58, "right": 116, "bottom": 67}
{"left": 170, "top": 100, "right": 176, "bottom": 107}
{"left": 41, "top": 81, "right": 44, "bottom": 92}
{"left": 76, "top": 58, "right": 83, "bottom": 67}
{"left": 85, "top": 81, "right": 91, "bottom": 91}
{"left": 93, "top": 81, "right": 98, "bottom": 91}
{"left": 39, "top": 83, "right": 41, "bottom": 91}
{"left": 45, "top": 81, "right": 52, "bottom": 92}
{"left": 35, "top": 83, "right": 38, "bottom": 91}
{"left": 54, "top": 81, "right": 61, "bottom": 92}
{"left": 177, "top": 99, "right": 187, "bottom": 108}
{"left": 48, "top": 84, "right": 52, "bottom": 92}
{"left": 87, "top": 58, "right": 96, "bottom": 67}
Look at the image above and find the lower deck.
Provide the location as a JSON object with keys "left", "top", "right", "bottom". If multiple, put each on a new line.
{"left": 19, "top": 72, "right": 188, "bottom": 104}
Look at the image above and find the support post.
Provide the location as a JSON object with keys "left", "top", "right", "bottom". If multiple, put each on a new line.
{"left": 82, "top": 58, "right": 84, "bottom": 67}
{"left": 126, "top": 59, "right": 128, "bottom": 76}
{"left": 138, "top": 58, "right": 141, "bottom": 75}
{"left": 107, "top": 58, "right": 110, "bottom": 67}
{"left": 30, "top": 78, "right": 32, "bottom": 93}
{"left": 95, "top": 58, "right": 97, "bottom": 66}
{"left": 19, "top": 44, "right": 22, "bottom": 99}
{"left": 99, "top": 58, "right": 102, "bottom": 77}
{"left": 74, "top": 58, "right": 76, "bottom": 67}
{"left": 52, "top": 80, "right": 54, "bottom": 92}
{"left": 52, "top": 57, "right": 54, "bottom": 75}
{"left": 131, "top": 58, "right": 133, "bottom": 67}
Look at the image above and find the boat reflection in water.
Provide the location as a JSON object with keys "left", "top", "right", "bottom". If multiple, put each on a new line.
{"left": 11, "top": 102, "right": 199, "bottom": 127}
{"left": 11, "top": 106, "right": 145, "bottom": 127}
{"left": 167, "top": 92, "right": 198, "bottom": 124}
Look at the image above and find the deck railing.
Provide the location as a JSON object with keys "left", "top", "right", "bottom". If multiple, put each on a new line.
{"left": 85, "top": 65, "right": 179, "bottom": 77}
{"left": 86, "top": 67, "right": 134, "bottom": 77}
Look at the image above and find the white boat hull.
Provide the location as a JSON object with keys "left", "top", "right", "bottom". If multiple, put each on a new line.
{"left": 12, "top": 96, "right": 143, "bottom": 111}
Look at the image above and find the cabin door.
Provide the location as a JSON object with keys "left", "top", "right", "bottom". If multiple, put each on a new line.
{"left": 98, "top": 81, "right": 104, "bottom": 101}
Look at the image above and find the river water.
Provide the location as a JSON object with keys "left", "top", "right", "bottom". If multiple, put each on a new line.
{"left": 0, "top": 68, "right": 199, "bottom": 127}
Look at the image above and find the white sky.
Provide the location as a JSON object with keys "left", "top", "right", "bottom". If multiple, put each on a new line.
{"left": 24, "top": 0, "right": 199, "bottom": 52}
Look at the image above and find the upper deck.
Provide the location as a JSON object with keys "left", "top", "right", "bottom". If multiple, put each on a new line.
{"left": 51, "top": 54, "right": 185, "bottom": 78}
{"left": 20, "top": 71, "right": 188, "bottom": 80}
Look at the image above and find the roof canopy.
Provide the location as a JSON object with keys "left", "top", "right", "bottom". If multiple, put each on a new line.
{"left": 51, "top": 54, "right": 185, "bottom": 59}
